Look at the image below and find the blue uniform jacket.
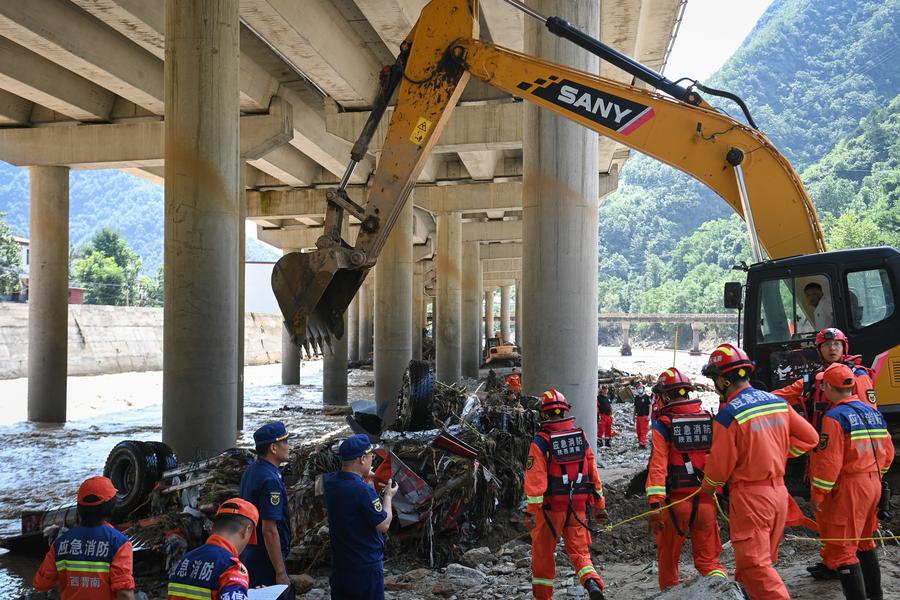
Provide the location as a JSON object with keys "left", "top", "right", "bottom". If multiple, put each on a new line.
{"left": 323, "top": 471, "right": 387, "bottom": 567}
{"left": 168, "top": 535, "right": 249, "bottom": 600}
{"left": 239, "top": 459, "right": 291, "bottom": 586}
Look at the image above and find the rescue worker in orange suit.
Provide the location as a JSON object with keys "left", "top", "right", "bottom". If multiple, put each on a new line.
{"left": 699, "top": 344, "right": 819, "bottom": 600}
{"left": 773, "top": 328, "right": 876, "bottom": 432}
{"left": 645, "top": 368, "right": 726, "bottom": 590}
{"left": 506, "top": 367, "right": 523, "bottom": 399}
{"left": 772, "top": 327, "right": 877, "bottom": 579}
{"left": 808, "top": 363, "right": 894, "bottom": 600}
{"left": 524, "top": 389, "right": 607, "bottom": 600}
{"left": 633, "top": 382, "right": 652, "bottom": 449}
{"left": 597, "top": 384, "right": 614, "bottom": 447}
{"left": 168, "top": 498, "right": 258, "bottom": 600}
{"left": 33, "top": 476, "right": 135, "bottom": 600}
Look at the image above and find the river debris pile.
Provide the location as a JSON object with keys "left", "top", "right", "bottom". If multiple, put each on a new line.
{"left": 284, "top": 381, "right": 540, "bottom": 571}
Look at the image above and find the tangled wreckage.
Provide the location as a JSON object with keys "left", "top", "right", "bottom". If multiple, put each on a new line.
{"left": 2, "top": 360, "right": 551, "bottom": 587}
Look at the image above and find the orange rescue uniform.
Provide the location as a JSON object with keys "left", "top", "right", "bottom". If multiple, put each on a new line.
{"left": 701, "top": 386, "right": 818, "bottom": 600}
{"left": 525, "top": 417, "right": 604, "bottom": 599}
{"left": 773, "top": 359, "right": 874, "bottom": 431}
{"left": 506, "top": 373, "right": 522, "bottom": 392}
{"left": 645, "top": 398, "right": 725, "bottom": 590}
{"left": 33, "top": 522, "right": 134, "bottom": 600}
{"left": 809, "top": 395, "right": 894, "bottom": 569}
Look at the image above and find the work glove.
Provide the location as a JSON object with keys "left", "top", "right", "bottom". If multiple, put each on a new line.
{"left": 648, "top": 508, "right": 665, "bottom": 535}
{"left": 593, "top": 506, "right": 609, "bottom": 526}
{"left": 523, "top": 512, "right": 536, "bottom": 530}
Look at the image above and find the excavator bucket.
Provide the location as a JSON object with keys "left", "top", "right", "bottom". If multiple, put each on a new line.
{"left": 269, "top": 0, "right": 476, "bottom": 353}
{"left": 272, "top": 249, "right": 369, "bottom": 352}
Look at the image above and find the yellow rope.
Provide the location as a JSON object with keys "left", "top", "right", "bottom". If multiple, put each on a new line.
{"left": 604, "top": 488, "right": 701, "bottom": 532}
{"left": 785, "top": 533, "right": 900, "bottom": 543}
{"left": 713, "top": 492, "right": 729, "bottom": 522}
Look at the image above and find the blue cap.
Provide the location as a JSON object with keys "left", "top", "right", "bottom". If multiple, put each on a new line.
{"left": 253, "top": 421, "right": 291, "bottom": 446}
{"left": 339, "top": 433, "right": 380, "bottom": 461}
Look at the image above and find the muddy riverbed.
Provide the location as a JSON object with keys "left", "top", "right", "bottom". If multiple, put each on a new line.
{"left": 2, "top": 346, "right": 897, "bottom": 599}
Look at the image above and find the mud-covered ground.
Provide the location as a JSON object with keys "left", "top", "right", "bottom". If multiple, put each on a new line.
{"left": 2, "top": 345, "right": 899, "bottom": 599}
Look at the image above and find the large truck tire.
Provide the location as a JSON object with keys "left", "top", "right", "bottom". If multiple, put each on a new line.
{"left": 396, "top": 360, "right": 434, "bottom": 431}
{"left": 103, "top": 441, "right": 161, "bottom": 520}
{"left": 146, "top": 441, "right": 178, "bottom": 476}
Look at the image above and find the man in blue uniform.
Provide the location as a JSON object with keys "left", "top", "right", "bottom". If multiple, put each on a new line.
{"left": 324, "top": 434, "right": 399, "bottom": 600}
{"left": 240, "top": 421, "right": 293, "bottom": 593}
{"left": 167, "top": 498, "right": 257, "bottom": 600}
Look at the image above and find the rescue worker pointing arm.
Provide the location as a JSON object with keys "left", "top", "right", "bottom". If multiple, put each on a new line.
{"left": 645, "top": 368, "right": 726, "bottom": 590}
{"left": 807, "top": 363, "right": 895, "bottom": 600}
{"left": 524, "top": 389, "right": 607, "bottom": 600}
{"left": 699, "top": 344, "right": 818, "bottom": 600}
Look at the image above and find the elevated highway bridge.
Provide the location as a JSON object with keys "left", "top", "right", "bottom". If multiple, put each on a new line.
{"left": 0, "top": 0, "right": 689, "bottom": 457}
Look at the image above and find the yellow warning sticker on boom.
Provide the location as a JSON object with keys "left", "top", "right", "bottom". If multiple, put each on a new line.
{"left": 409, "top": 117, "right": 432, "bottom": 145}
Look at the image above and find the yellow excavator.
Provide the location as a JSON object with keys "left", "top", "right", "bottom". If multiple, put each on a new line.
{"left": 272, "top": 0, "right": 899, "bottom": 433}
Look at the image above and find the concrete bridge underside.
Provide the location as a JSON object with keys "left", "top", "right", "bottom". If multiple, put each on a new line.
{"left": 0, "top": 0, "right": 685, "bottom": 458}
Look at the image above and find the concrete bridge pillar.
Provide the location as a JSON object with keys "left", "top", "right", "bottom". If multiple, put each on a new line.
{"left": 500, "top": 285, "right": 511, "bottom": 342}
{"left": 324, "top": 222, "right": 351, "bottom": 406}
{"left": 374, "top": 199, "right": 413, "bottom": 423}
{"left": 358, "top": 278, "right": 373, "bottom": 362}
{"left": 522, "top": 0, "right": 599, "bottom": 448}
{"left": 484, "top": 287, "right": 496, "bottom": 346}
{"left": 27, "top": 165, "right": 69, "bottom": 423}
{"left": 620, "top": 322, "right": 632, "bottom": 356}
{"left": 280, "top": 248, "right": 301, "bottom": 385}
{"left": 412, "top": 260, "right": 425, "bottom": 360}
{"left": 690, "top": 322, "right": 703, "bottom": 356}
{"left": 281, "top": 327, "right": 301, "bottom": 384}
{"left": 515, "top": 280, "right": 522, "bottom": 345}
{"left": 348, "top": 294, "right": 359, "bottom": 363}
{"left": 462, "top": 242, "right": 482, "bottom": 378}
{"left": 162, "top": 0, "right": 240, "bottom": 458}
{"left": 436, "top": 211, "right": 462, "bottom": 383}
{"left": 323, "top": 311, "right": 349, "bottom": 406}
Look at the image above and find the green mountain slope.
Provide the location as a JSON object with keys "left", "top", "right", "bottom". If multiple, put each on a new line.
{"left": 600, "top": 0, "right": 900, "bottom": 314}
{"left": 0, "top": 161, "right": 280, "bottom": 272}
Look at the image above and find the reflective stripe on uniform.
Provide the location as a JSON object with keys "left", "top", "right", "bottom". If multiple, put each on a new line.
{"left": 645, "top": 486, "right": 667, "bottom": 497}
{"left": 788, "top": 445, "right": 806, "bottom": 457}
{"left": 706, "top": 569, "right": 727, "bottom": 578}
{"left": 532, "top": 578, "right": 555, "bottom": 587}
{"left": 704, "top": 474, "right": 725, "bottom": 487}
{"left": 55, "top": 559, "right": 111, "bottom": 573}
{"left": 850, "top": 428, "right": 889, "bottom": 441}
{"left": 526, "top": 495, "right": 544, "bottom": 504}
{"left": 577, "top": 565, "right": 597, "bottom": 579}
{"left": 734, "top": 403, "right": 788, "bottom": 425}
{"left": 812, "top": 476, "right": 835, "bottom": 491}
{"left": 167, "top": 582, "right": 213, "bottom": 600}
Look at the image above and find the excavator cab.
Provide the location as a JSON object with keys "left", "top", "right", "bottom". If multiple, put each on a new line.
{"left": 728, "top": 246, "right": 900, "bottom": 425}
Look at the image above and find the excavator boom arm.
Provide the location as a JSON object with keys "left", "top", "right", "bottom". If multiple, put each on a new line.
{"left": 272, "top": 0, "right": 825, "bottom": 353}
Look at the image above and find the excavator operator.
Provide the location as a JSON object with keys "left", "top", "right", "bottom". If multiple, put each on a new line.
{"left": 524, "top": 389, "right": 607, "bottom": 600}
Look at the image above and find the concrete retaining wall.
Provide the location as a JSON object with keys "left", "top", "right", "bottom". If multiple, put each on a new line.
{"left": 0, "top": 303, "right": 283, "bottom": 379}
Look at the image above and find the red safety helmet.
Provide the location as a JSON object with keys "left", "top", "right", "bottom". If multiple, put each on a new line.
{"left": 652, "top": 367, "right": 694, "bottom": 400}
{"left": 701, "top": 343, "right": 755, "bottom": 380}
{"left": 816, "top": 327, "right": 848, "bottom": 356}
{"left": 541, "top": 388, "right": 570, "bottom": 415}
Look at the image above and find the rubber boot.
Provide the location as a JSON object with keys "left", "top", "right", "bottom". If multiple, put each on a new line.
{"left": 837, "top": 563, "right": 866, "bottom": 600}
{"left": 807, "top": 561, "right": 838, "bottom": 580}
{"left": 857, "top": 549, "right": 882, "bottom": 600}
{"left": 585, "top": 579, "right": 604, "bottom": 600}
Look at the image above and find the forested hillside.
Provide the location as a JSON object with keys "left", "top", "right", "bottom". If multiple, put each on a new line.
{"left": 0, "top": 162, "right": 280, "bottom": 273}
{"left": 600, "top": 0, "right": 900, "bottom": 315}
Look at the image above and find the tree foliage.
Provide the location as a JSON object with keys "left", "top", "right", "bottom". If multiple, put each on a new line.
{"left": 600, "top": 0, "right": 900, "bottom": 315}
{"left": 0, "top": 213, "right": 22, "bottom": 294}
{"left": 74, "top": 227, "right": 150, "bottom": 305}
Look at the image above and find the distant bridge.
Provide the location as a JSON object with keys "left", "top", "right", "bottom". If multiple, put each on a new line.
{"left": 598, "top": 313, "right": 737, "bottom": 355}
